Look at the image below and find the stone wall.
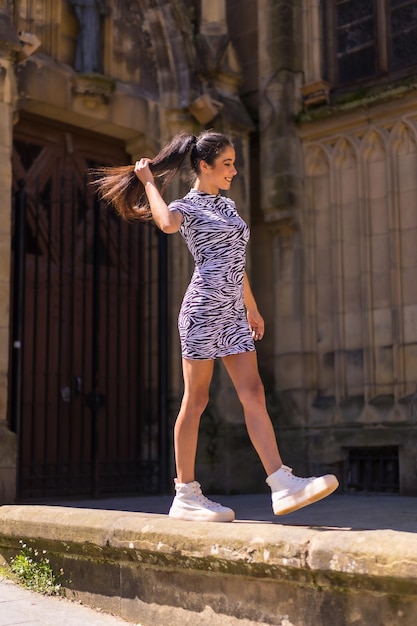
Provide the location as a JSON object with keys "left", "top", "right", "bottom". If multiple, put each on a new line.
{"left": 1, "top": 504, "right": 417, "bottom": 626}
{"left": 278, "top": 94, "right": 417, "bottom": 491}
{"left": 259, "top": 1, "right": 417, "bottom": 492}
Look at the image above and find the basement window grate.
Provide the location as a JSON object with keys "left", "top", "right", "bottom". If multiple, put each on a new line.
{"left": 346, "top": 446, "right": 399, "bottom": 493}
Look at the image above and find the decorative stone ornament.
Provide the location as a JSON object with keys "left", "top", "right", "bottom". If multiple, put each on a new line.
{"left": 17, "top": 31, "right": 41, "bottom": 61}
{"left": 188, "top": 93, "right": 224, "bottom": 124}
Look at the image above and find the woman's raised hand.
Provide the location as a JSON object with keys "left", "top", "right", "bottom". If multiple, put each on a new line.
{"left": 134, "top": 158, "right": 154, "bottom": 186}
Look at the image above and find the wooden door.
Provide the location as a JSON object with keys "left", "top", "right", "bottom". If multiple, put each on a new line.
{"left": 9, "top": 115, "right": 167, "bottom": 499}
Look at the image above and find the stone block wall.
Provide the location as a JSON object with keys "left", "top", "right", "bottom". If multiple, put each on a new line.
{"left": 272, "top": 98, "right": 417, "bottom": 491}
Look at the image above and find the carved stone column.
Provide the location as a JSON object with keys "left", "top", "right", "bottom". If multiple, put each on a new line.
{"left": 256, "top": 1, "right": 309, "bottom": 470}
{"left": 257, "top": 0, "right": 305, "bottom": 378}
{"left": 258, "top": 0, "right": 303, "bottom": 222}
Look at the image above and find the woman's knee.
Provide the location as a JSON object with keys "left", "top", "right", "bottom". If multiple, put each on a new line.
{"left": 236, "top": 379, "right": 266, "bottom": 408}
{"left": 181, "top": 391, "right": 210, "bottom": 416}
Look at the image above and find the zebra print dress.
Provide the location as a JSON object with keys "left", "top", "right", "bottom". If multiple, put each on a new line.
{"left": 169, "top": 188, "right": 255, "bottom": 360}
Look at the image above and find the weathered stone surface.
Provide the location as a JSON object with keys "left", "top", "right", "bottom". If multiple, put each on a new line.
{"left": 0, "top": 9, "right": 20, "bottom": 56}
{"left": 2, "top": 0, "right": 417, "bottom": 526}
{"left": 0, "top": 506, "right": 417, "bottom": 625}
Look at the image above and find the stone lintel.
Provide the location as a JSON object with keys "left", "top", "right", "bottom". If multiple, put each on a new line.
{"left": 16, "top": 56, "right": 156, "bottom": 142}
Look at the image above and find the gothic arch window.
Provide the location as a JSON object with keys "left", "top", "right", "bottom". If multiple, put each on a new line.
{"left": 323, "top": 1, "right": 417, "bottom": 87}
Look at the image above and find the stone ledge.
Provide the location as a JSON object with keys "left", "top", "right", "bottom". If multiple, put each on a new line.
{"left": 0, "top": 505, "right": 416, "bottom": 625}
{"left": 15, "top": 55, "right": 156, "bottom": 142}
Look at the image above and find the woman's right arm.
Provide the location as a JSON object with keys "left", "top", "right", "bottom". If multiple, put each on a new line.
{"left": 134, "top": 158, "right": 182, "bottom": 234}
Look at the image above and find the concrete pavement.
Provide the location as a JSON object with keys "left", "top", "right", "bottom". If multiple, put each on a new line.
{"left": 0, "top": 576, "right": 140, "bottom": 625}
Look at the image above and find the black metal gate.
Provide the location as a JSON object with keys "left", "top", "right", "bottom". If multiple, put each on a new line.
{"left": 8, "top": 119, "right": 169, "bottom": 499}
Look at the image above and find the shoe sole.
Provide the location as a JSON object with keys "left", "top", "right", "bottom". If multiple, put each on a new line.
{"left": 273, "top": 476, "right": 339, "bottom": 516}
{"left": 168, "top": 510, "right": 235, "bottom": 522}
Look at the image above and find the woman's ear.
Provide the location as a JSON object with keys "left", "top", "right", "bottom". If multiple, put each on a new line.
{"left": 199, "top": 159, "right": 210, "bottom": 173}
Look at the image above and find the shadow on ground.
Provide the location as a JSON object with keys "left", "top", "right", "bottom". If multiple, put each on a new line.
{"left": 42, "top": 493, "right": 417, "bottom": 533}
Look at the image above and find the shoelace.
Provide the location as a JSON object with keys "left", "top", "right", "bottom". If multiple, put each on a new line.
{"left": 191, "top": 485, "right": 223, "bottom": 509}
{"left": 282, "top": 466, "right": 316, "bottom": 484}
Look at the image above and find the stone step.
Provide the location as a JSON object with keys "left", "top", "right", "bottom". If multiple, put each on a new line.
{"left": 0, "top": 498, "right": 416, "bottom": 625}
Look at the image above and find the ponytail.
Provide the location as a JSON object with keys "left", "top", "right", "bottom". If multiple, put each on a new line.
{"left": 92, "top": 132, "right": 197, "bottom": 221}
{"left": 92, "top": 130, "right": 233, "bottom": 221}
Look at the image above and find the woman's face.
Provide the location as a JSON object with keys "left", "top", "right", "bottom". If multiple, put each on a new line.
{"left": 199, "top": 146, "right": 237, "bottom": 193}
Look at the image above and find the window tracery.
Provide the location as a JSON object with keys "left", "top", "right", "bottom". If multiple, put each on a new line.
{"left": 322, "top": 1, "right": 417, "bottom": 87}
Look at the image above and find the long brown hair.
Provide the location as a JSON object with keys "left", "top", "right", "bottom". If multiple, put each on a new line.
{"left": 92, "top": 130, "right": 234, "bottom": 221}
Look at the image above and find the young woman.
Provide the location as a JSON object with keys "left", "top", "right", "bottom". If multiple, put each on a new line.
{"left": 95, "top": 130, "right": 338, "bottom": 522}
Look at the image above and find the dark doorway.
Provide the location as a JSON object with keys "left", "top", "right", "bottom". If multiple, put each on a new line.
{"left": 9, "top": 115, "right": 169, "bottom": 499}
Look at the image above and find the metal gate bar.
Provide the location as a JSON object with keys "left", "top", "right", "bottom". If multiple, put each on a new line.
{"left": 347, "top": 446, "right": 399, "bottom": 493}
{"left": 10, "top": 169, "right": 168, "bottom": 499}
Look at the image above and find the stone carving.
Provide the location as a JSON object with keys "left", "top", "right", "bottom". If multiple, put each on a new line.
{"left": 70, "top": 0, "right": 107, "bottom": 73}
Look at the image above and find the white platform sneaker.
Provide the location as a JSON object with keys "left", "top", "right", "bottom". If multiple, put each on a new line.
{"left": 266, "top": 465, "right": 339, "bottom": 515}
{"left": 168, "top": 480, "right": 235, "bottom": 522}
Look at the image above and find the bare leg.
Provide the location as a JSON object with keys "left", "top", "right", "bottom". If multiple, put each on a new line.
{"left": 174, "top": 357, "right": 214, "bottom": 484}
{"left": 222, "top": 351, "right": 339, "bottom": 514}
{"left": 222, "top": 351, "right": 283, "bottom": 476}
{"left": 169, "top": 356, "right": 235, "bottom": 522}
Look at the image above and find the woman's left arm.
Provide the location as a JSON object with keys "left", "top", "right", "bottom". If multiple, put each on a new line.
{"left": 244, "top": 271, "right": 265, "bottom": 341}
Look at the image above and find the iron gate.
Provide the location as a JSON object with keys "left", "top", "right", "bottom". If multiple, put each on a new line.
{"left": 9, "top": 122, "right": 169, "bottom": 499}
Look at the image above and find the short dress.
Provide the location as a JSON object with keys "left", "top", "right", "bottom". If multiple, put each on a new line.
{"left": 168, "top": 188, "right": 256, "bottom": 360}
